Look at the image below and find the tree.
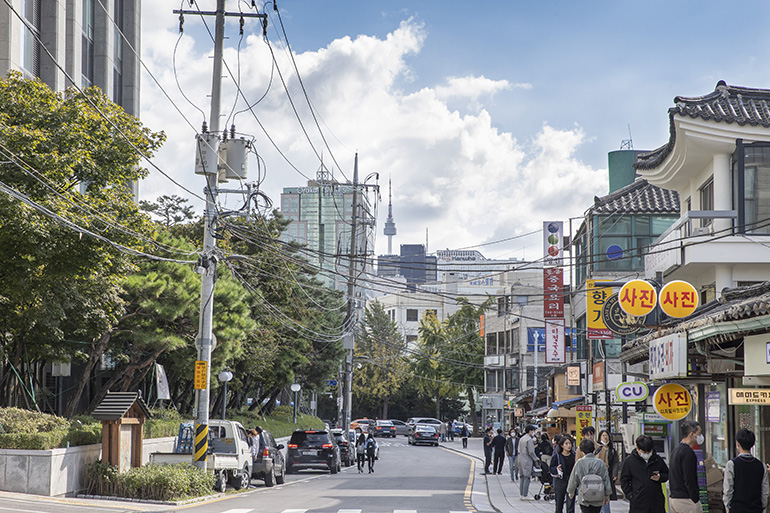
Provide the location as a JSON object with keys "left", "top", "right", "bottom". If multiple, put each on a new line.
{"left": 139, "top": 194, "right": 196, "bottom": 227}
{"left": 0, "top": 73, "right": 164, "bottom": 409}
{"left": 353, "top": 301, "right": 408, "bottom": 419}
{"left": 413, "top": 311, "right": 457, "bottom": 419}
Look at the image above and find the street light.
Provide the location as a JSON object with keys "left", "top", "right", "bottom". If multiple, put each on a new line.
{"left": 218, "top": 370, "right": 233, "bottom": 420}
{"left": 291, "top": 383, "right": 301, "bottom": 423}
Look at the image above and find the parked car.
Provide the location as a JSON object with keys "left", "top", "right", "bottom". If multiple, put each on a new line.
{"left": 408, "top": 425, "right": 439, "bottom": 446}
{"left": 330, "top": 429, "right": 356, "bottom": 467}
{"left": 452, "top": 422, "right": 472, "bottom": 435}
{"left": 251, "top": 428, "right": 285, "bottom": 487}
{"left": 350, "top": 418, "right": 375, "bottom": 433}
{"left": 373, "top": 420, "right": 396, "bottom": 438}
{"left": 388, "top": 419, "right": 411, "bottom": 436}
{"left": 286, "top": 430, "right": 341, "bottom": 474}
{"left": 406, "top": 417, "right": 442, "bottom": 434}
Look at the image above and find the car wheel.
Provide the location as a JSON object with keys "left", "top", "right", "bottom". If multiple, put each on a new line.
{"left": 276, "top": 462, "right": 285, "bottom": 485}
{"left": 264, "top": 465, "right": 276, "bottom": 487}
{"left": 286, "top": 464, "right": 294, "bottom": 474}
{"left": 230, "top": 465, "right": 250, "bottom": 490}
{"left": 330, "top": 462, "right": 338, "bottom": 474}
{"left": 214, "top": 470, "right": 227, "bottom": 493}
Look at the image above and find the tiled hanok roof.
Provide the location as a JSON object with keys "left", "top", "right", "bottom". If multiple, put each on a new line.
{"left": 590, "top": 178, "right": 679, "bottom": 214}
{"left": 635, "top": 81, "right": 770, "bottom": 170}
{"left": 91, "top": 391, "right": 152, "bottom": 421}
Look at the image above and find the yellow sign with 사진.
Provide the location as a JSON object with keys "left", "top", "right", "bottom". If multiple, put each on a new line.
{"left": 618, "top": 279, "right": 657, "bottom": 317}
{"left": 653, "top": 383, "right": 692, "bottom": 420}
{"left": 659, "top": 280, "right": 699, "bottom": 318}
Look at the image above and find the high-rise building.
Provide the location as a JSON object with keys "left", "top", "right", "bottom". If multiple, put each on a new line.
{"left": 280, "top": 165, "right": 376, "bottom": 290}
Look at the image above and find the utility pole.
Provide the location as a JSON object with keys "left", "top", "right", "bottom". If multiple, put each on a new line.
{"left": 342, "top": 154, "right": 359, "bottom": 433}
{"left": 174, "top": 0, "right": 266, "bottom": 470}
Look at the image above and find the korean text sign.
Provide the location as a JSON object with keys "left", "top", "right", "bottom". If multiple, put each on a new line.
{"left": 618, "top": 279, "right": 657, "bottom": 316}
{"left": 543, "top": 268, "right": 564, "bottom": 318}
{"left": 545, "top": 319, "right": 565, "bottom": 364}
{"left": 575, "top": 405, "right": 593, "bottom": 446}
{"left": 587, "top": 280, "right": 613, "bottom": 339}
{"left": 653, "top": 383, "right": 692, "bottom": 420}
{"left": 659, "top": 280, "right": 699, "bottom": 318}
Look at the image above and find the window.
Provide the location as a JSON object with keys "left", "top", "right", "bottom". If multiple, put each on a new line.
{"left": 699, "top": 178, "right": 714, "bottom": 227}
{"left": 486, "top": 333, "right": 496, "bottom": 355}
{"left": 82, "top": 0, "right": 95, "bottom": 87}
{"left": 592, "top": 214, "right": 677, "bottom": 272}
{"left": 20, "top": 0, "right": 40, "bottom": 78}
{"left": 112, "top": 0, "right": 124, "bottom": 106}
{"left": 406, "top": 309, "right": 418, "bottom": 322}
{"left": 735, "top": 144, "right": 770, "bottom": 234}
{"left": 405, "top": 335, "right": 417, "bottom": 345}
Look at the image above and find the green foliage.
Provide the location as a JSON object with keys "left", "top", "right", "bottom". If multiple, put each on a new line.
{"left": 0, "top": 407, "right": 69, "bottom": 433}
{"left": 85, "top": 460, "right": 215, "bottom": 501}
{"left": 229, "top": 410, "right": 324, "bottom": 437}
{"left": 0, "top": 432, "right": 67, "bottom": 450}
{"left": 66, "top": 423, "right": 102, "bottom": 446}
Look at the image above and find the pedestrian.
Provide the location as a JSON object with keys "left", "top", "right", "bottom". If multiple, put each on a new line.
{"left": 575, "top": 426, "right": 596, "bottom": 460}
{"left": 506, "top": 428, "right": 519, "bottom": 481}
{"left": 483, "top": 427, "right": 493, "bottom": 474}
{"left": 461, "top": 423, "right": 469, "bottom": 449}
{"left": 669, "top": 420, "right": 703, "bottom": 513}
{"left": 567, "top": 438, "right": 611, "bottom": 513}
{"left": 620, "top": 434, "right": 669, "bottom": 513}
{"left": 595, "top": 430, "right": 619, "bottom": 513}
{"left": 492, "top": 428, "right": 507, "bottom": 475}
{"left": 518, "top": 424, "right": 539, "bottom": 500}
{"left": 723, "top": 428, "right": 769, "bottom": 513}
{"left": 449, "top": 420, "right": 455, "bottom": 442}
{"left": 366, "top": 433, "right": 378, "bottom": 473}
{"left": 539, "top": 432, "right": 554, "bottom": 464}
{"left": 439, "top": 420, "right": 448, "bottom": 442}
{"left": 551, "top": 435, "right": 576, "bottom": 513}
{"left": 356, "top": 430, "right": 366, "bottom": 473}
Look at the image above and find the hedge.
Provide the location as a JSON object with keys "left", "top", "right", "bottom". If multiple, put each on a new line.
{"left": 85, "top": 460, "right": 215, "bottom": 501}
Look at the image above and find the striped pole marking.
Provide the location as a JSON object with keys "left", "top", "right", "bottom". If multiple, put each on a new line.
{"left": 194, "top": 423, "right": 208, "bottom": 462}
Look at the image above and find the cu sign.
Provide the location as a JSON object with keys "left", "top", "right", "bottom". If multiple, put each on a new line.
{"left": 615, "top": 381, "right": 649, "bottom": 402}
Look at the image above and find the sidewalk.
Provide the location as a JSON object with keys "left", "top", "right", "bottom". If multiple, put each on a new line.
{"left": 442, "top": 437, "right": 629, "bottom": 513}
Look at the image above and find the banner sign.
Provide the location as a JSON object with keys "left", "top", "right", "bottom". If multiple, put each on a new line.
{"left": 576, "top": 406, "right": 593, "bottom": 446}
{"left": 545, "top": 319, "right": 565, "bottom": 364}
{"left": 592, "top": 361, "right": 605, "bottom": 390}
{"left": 543, "top": 221, "right": 564, "bottom": 267}
{"left": 587, "top": 280, "right": 613, "bottom": 339}
{"left": 649, "top": 333, "right": 688, "bottom": 379}
{"left": 194, "top": 360, "right": 208, "bottom": 390}
{"left": 156, "top": 363, "right": 171, "bottom": 400}
{"left": 528, "top": 327, "right": 577, "bottom": 352}
{"left": 479, "top": 314, "right": 485, "bottom": 337}
{"left": 567, "top": 365, "right": 581, "bottom": 387}
{"left": 543, "top": 268, "right": 564, "bottom": 318}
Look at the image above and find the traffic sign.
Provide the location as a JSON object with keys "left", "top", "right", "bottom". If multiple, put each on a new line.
{"left": 653, "top": 383, "right": 692, "bottom": 420}
{"left": 618, "top": 279, "right": 657, "bottom": 317}
{"left": 659, "top": 280, "right": 699, "bottom": 318}
{"left": 327, "top": 379, "right": 338, "bottom": 387}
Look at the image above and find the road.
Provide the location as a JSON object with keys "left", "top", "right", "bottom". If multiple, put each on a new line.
{"left": 0, "top": 438, "right": 478, "bottom": 513}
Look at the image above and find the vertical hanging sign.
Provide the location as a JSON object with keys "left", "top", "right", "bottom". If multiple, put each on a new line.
{"left": 545, "top": 319, "right": 565, "bottom": 363}
{"left": 543, "top": 268, "right": 564, "bottom": 318}
{"left": 543, "top": 221, "right": 564, "bottom": 267}
{"left": 479, "top": 314, "right": 485, "bottom": 338}
{"left": 587, "top": 280, "right": 613, "bottom": 339}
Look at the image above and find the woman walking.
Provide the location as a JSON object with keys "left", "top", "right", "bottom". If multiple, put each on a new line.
{"left": 366, "top": 433, "right": 378, "bottom": 473}
{"left": 550, "top": 435, "right": 576, "bottom": 513}
{"left": 461, "top": 423, "right": 469, "bottom": 448}
{"left": 596, "top": 430, "right": 620, "bottom": 513}
{"left": 356, "top": 431, "right": 367, "bottom": 473}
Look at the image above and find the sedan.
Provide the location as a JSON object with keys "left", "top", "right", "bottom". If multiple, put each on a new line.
{"left": 388, "top": 419, "right": 411, "bottom": 436}
{"left": 408, "top": 425, "right": 439, "bottom": 446}
{"left": 373, "top": 420, "right": 396, "bottom": 438}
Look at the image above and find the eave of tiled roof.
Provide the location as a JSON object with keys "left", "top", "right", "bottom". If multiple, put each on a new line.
{"left": 588, "top": 179, "right": 679, "bottom": 215}
{"left": 635, "top": 81, "right": 770, "bottom": 171}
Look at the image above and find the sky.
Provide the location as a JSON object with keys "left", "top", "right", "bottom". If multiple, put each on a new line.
{"left": 139, "top": 1, "right": 770, "bottom": 260}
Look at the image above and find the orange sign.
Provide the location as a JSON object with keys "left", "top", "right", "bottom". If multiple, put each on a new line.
{"left": 618, "top": 279, "right": 657, "bottom": 316}
{"left": 194, "top": 360, "right": 208, "bottom": 390}
{"left": 479, "top": 315, "right": 485, "bottom": 337}
{"left": 659, "top": 281, "right": 699, "bottom": 318}
{"left": 575, "top": 405, "right": 592, "bottom": 446}
{"left": 653, "top": 383, "right": 692, "bottom": 420}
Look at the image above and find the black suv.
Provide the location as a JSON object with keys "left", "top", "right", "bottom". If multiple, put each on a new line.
{"left": 251, "top": 429, "right": 285, "bottom": 487}
{"left": 286, "top": 430, "right": 341, "bottom": 474}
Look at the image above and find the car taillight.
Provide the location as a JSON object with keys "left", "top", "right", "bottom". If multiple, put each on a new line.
{"left": 376, "top": 426, "right": 382, "bottom": 430}
{"left": 322, "top": 443, "right": 333, "bottom": 449}
{"left": 263, "top": 448, "right": 269, "bottom": 457}
{"left": 288, "top": 444, "right": 298, "bottom": 449}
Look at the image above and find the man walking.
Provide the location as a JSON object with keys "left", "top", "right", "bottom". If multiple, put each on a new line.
{"left": 567, "top": 438, "right": 612, "bottom": 513}
{"left": 620, "top": 434, "right": 669, "bottom": 513}
{"left": 669, "top": 420, "right": 703, "bottom": 513}
{"left": 723, "top": 428, "right": 769, "bottom": 513}
{"left": 483, "top": 427, "right": 493, "bottom": 474}
{"left": 461, "top": 423, "right": 469, "bottom": 448}
{"left": 506, "top": 428, "right": 519, "bottom": 481}
{"left": 518, "top": 425, "right": 539, "bottom": 500}
{"left": 491, "top": 428, "right": 507, "bottom": 475}
{"left": 575, "top": 426, "right": 596, "bottom": 460}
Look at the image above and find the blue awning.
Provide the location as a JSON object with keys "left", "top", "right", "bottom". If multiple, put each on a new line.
{"left": 550, "top": 397, "right": 584, "bottom": 409}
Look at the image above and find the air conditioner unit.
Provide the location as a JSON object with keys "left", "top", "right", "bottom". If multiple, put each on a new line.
{"left": 692, "top": 226, "right": 711, "bottom": 237}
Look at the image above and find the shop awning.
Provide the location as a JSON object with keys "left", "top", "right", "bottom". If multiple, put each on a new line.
{"left": 550, "top": 397, "right": 584, "bottom": 409}
{"left": 528, "top": 406, "right": 550, "bottom": 416}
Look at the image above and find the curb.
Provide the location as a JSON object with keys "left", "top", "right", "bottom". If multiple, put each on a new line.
{"left": 441, "top": 444, "right": 502, "bottom": 513}
{"left": 76, "top": 492, "right": 224, "bottom": 506}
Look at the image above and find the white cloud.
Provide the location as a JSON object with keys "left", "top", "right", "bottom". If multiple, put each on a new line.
{"left": 139, "top": 15, "right": 607, "bottom": 260}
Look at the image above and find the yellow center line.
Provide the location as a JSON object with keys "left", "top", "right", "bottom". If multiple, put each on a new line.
{"left": 442, "top": 447, "right": 478, "bottom": 512}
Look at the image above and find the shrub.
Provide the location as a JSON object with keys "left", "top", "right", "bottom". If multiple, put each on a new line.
{"left": 0, "top": 407, "right": 69, "bottom": 433}
{"left": 85, "top": 460, "right": 215, "bottom": 501}
{"left": 65, "top": 423, "right": 102, "bottom": 446}
{"left": 0, "top": 431, "right": 68, "bottom": 450}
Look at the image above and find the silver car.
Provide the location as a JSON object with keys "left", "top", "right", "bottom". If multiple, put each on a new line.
{"left": 388, "top": 419, "right": 410, "bottom": 436}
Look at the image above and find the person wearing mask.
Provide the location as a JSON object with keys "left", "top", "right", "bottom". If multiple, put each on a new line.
{"left": 575, "top": 426, "right": 596, "bottom": 460}
{"left": 355, "top": 429, "right": 367, "bottom": 473}
{"left": 506, "top": 428, "right": 519, "bottom": 481}
{"left": 492, "top": 428, "right": 507, "bottom": 475}
{"left": 461, "top": 423, "right": 469, "bottom": 449}
{"left": 620, "top": 435, "right": 669, "bottom": 513}
{"left": 483, "top": 427, "right": 494, "bottom": 474}
{"left": 518, "top": 425, "right": 539, "bottom": 500}
{"left": 723, "top": 428, "right": 769, "bottom": 513}
{"left": 595, "top": 430, "right": 620, "bottom": 513}
{"left": 551, "top": 435, "right": 576, "bottom": 513}
{"left": 669, "top": 420, "right": 703, "bottom": 513}
{"left": 365, "top": 433, "right": 378, "bottom": 473}
{"left": 539, "top": 432, "right": 555, "bottom": 464}
{"left": 567, "top": 438, "right": 612, "bottom": 513}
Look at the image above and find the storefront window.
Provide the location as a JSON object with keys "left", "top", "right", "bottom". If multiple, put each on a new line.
{"left": 707, "top": 384, "right": 728, "bottom": 467}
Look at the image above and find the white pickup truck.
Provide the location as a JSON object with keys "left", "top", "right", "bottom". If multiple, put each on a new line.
{"left": 149, "top": 419, "right": 253, "bottom": 492}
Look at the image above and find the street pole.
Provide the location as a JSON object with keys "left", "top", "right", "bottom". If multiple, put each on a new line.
{"left": 342, "top": 154, "right": 359, "bottom": 433}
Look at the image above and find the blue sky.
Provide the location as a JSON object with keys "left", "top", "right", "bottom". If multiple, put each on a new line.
{"left": 141, "top": 1, "right": 770, "bottom": 259}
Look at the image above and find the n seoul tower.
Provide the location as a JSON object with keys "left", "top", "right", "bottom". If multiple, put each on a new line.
{"left": 383, "top": 178, "right": 397, "bottom": 254}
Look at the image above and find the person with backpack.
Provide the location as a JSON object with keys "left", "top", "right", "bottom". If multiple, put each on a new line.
{"left": 551, "top": 435, "right": 576, "bottom": 513}
{"left": 355, "top": 430, "right": 367, "bottom": 473}
{"left": 567, "top": 438, "right": 611, "bottom": 513}
{"left": 461, "top": 423, "right": 469, "bottom": 449}
{"left": 506, "top": 428, "right": 519, "bottom": 481}
{"left": 620, "top": 435, "right": 669, "bottom": 513}
{"left": 723, "top": 428, "right": 769, "bottom": 513}
{"left": 365, "top": 433, "right": 378, "bottom": 473}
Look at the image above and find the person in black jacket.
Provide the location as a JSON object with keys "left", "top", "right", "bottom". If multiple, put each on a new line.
{"left": 483, "top": 427, "right": 493, "bottom": 474}
{"left": 550, "top": 435, "right": 576, "bottom": 513}
{"left": 491, "top": 428, "right": 507, "bottom": 474}
{"left": 620, "top": 435, "right": 669, "bottom": 513}
{"left": 668, "top": 420, "right": 703, "bottom": 513}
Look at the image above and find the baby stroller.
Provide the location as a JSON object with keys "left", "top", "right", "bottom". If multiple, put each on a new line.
{"left": 531, "top": 457, "right": 554, "bottom": 501}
